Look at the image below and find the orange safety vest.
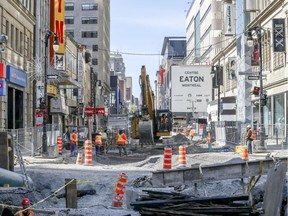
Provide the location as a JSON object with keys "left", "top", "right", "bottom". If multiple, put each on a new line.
{"left": 116, "top": 133, "right": 127, "bottom": 145}
{"left": 15, "top": 209, "right": 35, "bottom": 216}
{"left": 71, "top": 132, "right": 77, "bottom": 144}
{"left": 94, "top": 135, "right": 102, "bottom": 145}
{"left": 245, "top": 129, "right": 253, "bottom": 140}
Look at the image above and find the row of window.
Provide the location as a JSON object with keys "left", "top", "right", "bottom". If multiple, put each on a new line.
{"left": 65, "top": 3, "right": 98, "bottom": 11}
{"left": 65, "top": 17, "right": 98, "bottom": 25}
{"left": 66, "top": 30, "right": 98, "bottom": 38}
{"left": 5, "top": 20, "right": 31, "bottom": 59}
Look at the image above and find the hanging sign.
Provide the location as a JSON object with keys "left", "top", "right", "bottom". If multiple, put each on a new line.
{"left": 273, "top": 19, "right": 286, "bottom": 52}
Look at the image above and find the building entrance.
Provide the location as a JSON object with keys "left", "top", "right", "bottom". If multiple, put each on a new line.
{"left": 8, "top": 87, "right": 24, "bottom": 129}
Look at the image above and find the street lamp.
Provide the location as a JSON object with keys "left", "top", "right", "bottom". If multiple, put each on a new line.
{"left": 42, "top": 31, "right": 59, "bottom": 156}
{"left": 210, "top": 65, "right": 222, "bottom": 122}
{"left": 247, "top": 26, "right": 266, "bottom": 149}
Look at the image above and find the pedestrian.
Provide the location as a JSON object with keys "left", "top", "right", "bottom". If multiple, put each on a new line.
{"left": 63, "top": 128, "right": 70, "bottom": 150}
{"left": 70, "top": 129, "right": 77, "bottom": 156}
{"left": 94, "top": 131, "right": 102, "bottom": 156}
{"left": 15, "top": 198, "right": 35, "bottom": 216}
{"left": 116, "top": 129, "right": 128, "bottom": 157}
{"left": 245, "top": 125, "right": 253, "bottom": 154}
{"left": 101, "top": 129, "right": 108, "bottom": 154}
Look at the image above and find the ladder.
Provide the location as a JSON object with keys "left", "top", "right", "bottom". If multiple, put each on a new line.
{"left": 15, "top": 141, "right": 30, "bottom": 189}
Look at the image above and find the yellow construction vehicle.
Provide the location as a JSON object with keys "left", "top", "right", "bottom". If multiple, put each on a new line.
{"left": 131, "top": 65, "right": 172, "bottom": 145}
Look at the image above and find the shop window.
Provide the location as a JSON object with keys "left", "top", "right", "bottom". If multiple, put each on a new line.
{"left": 274, "top": 94, "right": 285, "bottom": 138}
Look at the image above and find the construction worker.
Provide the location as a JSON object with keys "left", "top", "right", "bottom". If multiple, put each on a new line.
{"left": 94, "top": 131, "right": 102, "bottom": 156}
{"left": 15, "top": 198, "right": 35, "bottom": 216}
{"left": 189, "top": 128, "right": 195, "bottom": 141}
{"left": 116, "top": 129, "right": 128, "bottom": 157}
{"left": 70, "top": 129, "right": 77, "bottom": 156}
{"left": 160, "top": 114, "right": 169, "bottom": 131}
{"left": 245, "top": 125, "right": 253, "bottom": 154}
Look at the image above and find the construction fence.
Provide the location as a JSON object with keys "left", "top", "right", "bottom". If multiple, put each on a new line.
{"left": 209, "top": 122, "right": 288, "bottom": 146}
{"left": 0, "top": 124, "right": 60, "bottom": 157}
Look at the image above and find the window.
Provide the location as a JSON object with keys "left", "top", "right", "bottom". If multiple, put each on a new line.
{"left": 82, "top": 31, "right": 97, "bottom": 38}
{"left": 6, "top": 21, "right": 9, "bottom": 47}
{"left": 20, "top": 32, "right": 23, "bottom": 54}
{"left": 82, "top": 17, "right": 98, "bottom": 24}
{"left": 11, "top": 25, "right": 14, "bottom": 49}
{"left": 92, "top": 58, "right": 98, "bottom": 65}
{"left": 92, "top": 45, "right": 98, "bottom": 51}
{"left": 65, "top": 16, "right": 74, "bottom": 24}
{"left": 66, "top": 31, "right": 74, "bottom": 37}
{"left": 16, "top": 28, "right": 19, "bottom": 52}
{"left": 81, "top": 3, "right": 97, "bottom": 10}
{"left": 65, "top": 3, "right": 74, "bottom": 11}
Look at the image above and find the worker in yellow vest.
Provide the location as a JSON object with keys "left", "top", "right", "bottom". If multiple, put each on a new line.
{"left": 94, "top": 132, "right": 102, "bottom": 156}
{"left": 116, "top": 129, "right": 128, "bottom": 157}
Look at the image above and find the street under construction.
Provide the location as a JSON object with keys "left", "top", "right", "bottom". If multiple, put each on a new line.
{"left": 0, "top": 131, "right": 287, "bottom": 216}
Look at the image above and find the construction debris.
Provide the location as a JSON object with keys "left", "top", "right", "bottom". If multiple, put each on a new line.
{"left": 131, "top": 190, "right": 254, "bottom": 215}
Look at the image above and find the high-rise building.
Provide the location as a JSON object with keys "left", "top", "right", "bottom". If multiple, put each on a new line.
{"left": 65, "top": 0, "right": 110, "bottom": 128}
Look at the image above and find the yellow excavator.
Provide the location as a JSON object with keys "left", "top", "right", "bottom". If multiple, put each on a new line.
{"left": 131, "top": 65, "right": 172, "bottom": 145}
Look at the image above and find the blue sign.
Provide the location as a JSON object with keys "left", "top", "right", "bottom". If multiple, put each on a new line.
{"left": 0, "top": 80, "right": 7, "bottom": 96}
{"left": 6, "top": 65, "right": 27, "bottom": 87}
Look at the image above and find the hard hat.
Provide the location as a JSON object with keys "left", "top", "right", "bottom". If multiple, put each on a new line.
{"left": 247, "top": 125, "right": 251, "bottom": 128}
{"left": 22, "top": 198, "right": 30, "bottom": 205}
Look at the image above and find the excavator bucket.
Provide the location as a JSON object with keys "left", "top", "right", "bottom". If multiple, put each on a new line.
{"left": 139, "top": 120, "right": 154, "bottom": 146}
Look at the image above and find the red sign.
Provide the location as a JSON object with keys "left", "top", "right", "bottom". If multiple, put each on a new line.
{"left": 85, "top": 107, "right": 108, "bottom": 117}
{"left": 0, "top": 63, "right": 6, "bottom": 78}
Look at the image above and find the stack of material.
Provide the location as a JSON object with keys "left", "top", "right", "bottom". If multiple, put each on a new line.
{"left": 131, "top": 190, "right": 254, "bottom": 216}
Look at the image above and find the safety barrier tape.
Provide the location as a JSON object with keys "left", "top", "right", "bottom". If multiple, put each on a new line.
{"left": 0, "top": 175, "right": 117, "bottom": 213}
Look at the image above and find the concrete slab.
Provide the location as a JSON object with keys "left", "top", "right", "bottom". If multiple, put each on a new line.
{"left": 263, "top": 162, "right": 286, "bottom": 216}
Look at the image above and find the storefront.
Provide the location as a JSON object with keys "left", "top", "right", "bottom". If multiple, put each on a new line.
{"left": 6, "top": 65, "right": 27, "bottom": 129}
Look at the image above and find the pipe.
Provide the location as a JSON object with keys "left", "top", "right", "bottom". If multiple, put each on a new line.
{"left": 0, "top": 168, "right": 33, "bottom": 188}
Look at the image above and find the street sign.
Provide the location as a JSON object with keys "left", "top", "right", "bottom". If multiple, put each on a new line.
{"left": 248, "top": 75, "right": 260, "bottom": 80}
{"left": 47, "top": 75, "right": 58, "bottom": 79}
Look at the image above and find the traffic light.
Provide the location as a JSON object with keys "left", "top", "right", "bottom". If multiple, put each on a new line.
{"left": 252, "top": 86, "right": 260, "bottom": 96}
{"left": 260, "top": 94, "right": 268, "bottom": 106}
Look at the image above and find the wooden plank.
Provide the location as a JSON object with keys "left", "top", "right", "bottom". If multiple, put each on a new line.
{"left": 131, "top": 194, "right": 249, "bottom": 207}
{"left": 152, "top": 157, "right": 288, "bottom": 187}
{"left": 65, "top": 178, "right": 77, "bottom": 209}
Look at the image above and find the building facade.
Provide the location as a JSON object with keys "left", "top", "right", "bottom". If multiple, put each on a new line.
{"left": 0, "top": 0, "right": 36, "bottom": 129}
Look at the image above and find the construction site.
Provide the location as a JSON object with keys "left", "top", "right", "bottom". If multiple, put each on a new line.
{"left": 0, "top": 130, "right": 287, "bottom": 216}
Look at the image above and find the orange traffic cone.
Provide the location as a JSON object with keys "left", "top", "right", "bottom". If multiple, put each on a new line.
{"left": 57, "top": 136, "right": 63, "bottom": 154}
{"left": 84, "top": 139, "right": 93, "bottom": 165}
{"left": 242, "top": 148, "right": 249, "bottom": 161}
{"left": 76, "top": 152, "right": 83, "bottom": 165}
{"left": 111, "top": 173, "right": 128, "bottom": 208}
{"left": 163, "top": 146, "right": 172, "bottom": 169}
{"left": 178, "top": 145, "right": 186, "bottom": 167}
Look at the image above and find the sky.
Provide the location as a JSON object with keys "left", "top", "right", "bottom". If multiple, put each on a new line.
{"left": 110, "top": 0, "right": 189, "bottom": 98}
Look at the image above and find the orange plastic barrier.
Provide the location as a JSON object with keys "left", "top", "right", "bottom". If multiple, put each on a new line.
{"left": 57, "top": 136, "right": 62, "bottom": 154}
{"left": 178, "top": 145, "right": 186, "bottom": 167}
{"left": 252, "top": 130, "right": 257, "bottom": 140}
{"left": 76, "top": 152, "right": 83, "bottom": 165}
{"left": 163, "top": 146, "right": 172, "bottom": 169}
{"left": 242, "top": 148, "right": 249, "bottom": 161}
{"left": 111, "top": 173, "right": 128, "bottom": 208}
{"left": 84, "top": 139, "right": 93, "bottom": 166}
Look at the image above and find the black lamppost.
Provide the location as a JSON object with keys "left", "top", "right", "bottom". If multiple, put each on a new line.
{"left": 210, "top": 65, "right": 222, "bottom": 122}
{"left": 247, "top": 26, "right": 266, "bottom": 149}
{"left": 42, "top": 31, "right": 59, "bottom": 156}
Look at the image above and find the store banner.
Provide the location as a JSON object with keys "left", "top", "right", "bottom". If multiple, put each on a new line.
{"left": 223, "top": 2, "right": 235, "bottom": 36}
{"left": 273, "top": 19, "right": 286, "bottom": 52}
